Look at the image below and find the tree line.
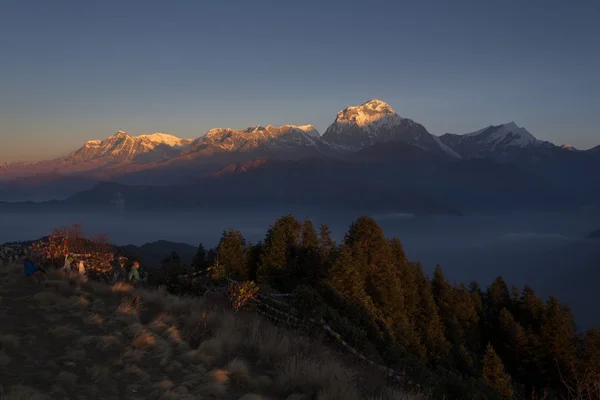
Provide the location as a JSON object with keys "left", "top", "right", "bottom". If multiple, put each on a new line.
{"left": 153, "top": 214, "right": 600, "bottom": 400}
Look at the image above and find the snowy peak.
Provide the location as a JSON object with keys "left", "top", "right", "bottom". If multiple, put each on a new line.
{"left": 326, "top": 99, "right": 405, "bottom": 137}
{"left": 292, "top": 124, "right": 320, "bottom": 138}
{"left": 464, "top": 122, "right": 537, "bottom": 147}
{"left": 335, "top": 99, "right": 397, "bottom": 124}
{"left": 322, "top": 99, "right": 458, "bottom": 158}
{"left": 65, "top": 130, "right": 193, "bottom": 164}
{"left": 439, "top": 122, "right": 544, "bottom": 159}
{"left": 189, "top": 124, "right": 324, "bottom": 155}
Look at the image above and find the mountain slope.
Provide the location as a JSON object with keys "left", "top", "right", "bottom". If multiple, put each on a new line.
{"left": 439, "top": 122, "right": 600, "bottom": 203}
{"left": 344, "top": 141, "right": 574, "bottom": 212}
{"left": 2, "top": 141, "right": 577, "bottom": 215}
{"left": 322, "top": 99, "right": 460, "bottom": 158}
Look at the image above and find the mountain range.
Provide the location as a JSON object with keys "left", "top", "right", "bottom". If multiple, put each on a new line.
{"left": 1, "top": 99, "right": 598, "bottom": 214}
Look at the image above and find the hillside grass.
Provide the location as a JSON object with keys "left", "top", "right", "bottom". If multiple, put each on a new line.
{"left": 0, "top": 264, "right": 422, "bottom": 400}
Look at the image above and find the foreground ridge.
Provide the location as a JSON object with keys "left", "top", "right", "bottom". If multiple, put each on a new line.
{"left": 0, "top": 264, "right": 416, "bottom": 400}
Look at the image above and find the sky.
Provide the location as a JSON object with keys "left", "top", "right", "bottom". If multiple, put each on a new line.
{"left": 1, "top": 0, "right": 599, "bottom": 162}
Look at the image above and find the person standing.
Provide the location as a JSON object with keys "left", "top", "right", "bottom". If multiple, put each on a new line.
{"left": 63, "top": 254, "right": 71, "bottom": 273}
{"left": 128, "top": 261, "right": 141, "bottom": 283}
{"left": 78, "top": 260, "right": 86, "bottom": 275}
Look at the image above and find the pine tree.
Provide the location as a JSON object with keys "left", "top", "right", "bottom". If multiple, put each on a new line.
{"left": 516, "top": 285, "right": 545, "bottom": 331}
{"left": 486, "top": 276, "right": 511, "bottom": 318}
{"left": 482, "top": 343, "right": 514, "bottom": 399}
{"left": 583, "top": 327, "right": 600, "bottom": 372}
{"left": 301, "top": 217, "right": 319, "bottom": 249}
{"left": 247, "top": 241, "right": 262, "bottom": 282}
{"left": 216, "top": 229, "right": 248, "bottom": 281}
{"left": 319, "top": 223, "right": 335, "bottom": 253}
{"left": 258, "top": 214, "right": 302, "bottom": 289}
{"left": 298, "top": 217, "right": 321, "bottom": 284}
{"left": 318, "top": 223, "right": 336, "bottom": 279}
{"left": 540, "top": 296, "right": 578, "bottom": 388}
{"left": 389, "top": 237, "right": 408, "bottom": 265}
{"left": 431, "top": 265, "right": 459, "bottom": 341}
{"left": 192, "top": 243, "right": 207, "bottom": 271}
{"left": 344, "top": 216, "right": 391, "bottom": 279}
{"left": 498, "top": 307, "right": 528, "bottom": 381}
{"left": 413, "top": 262, "right": 450, "bottom": 364}
{"left": 325, "top": 244, "right": 368, "bottom": 307}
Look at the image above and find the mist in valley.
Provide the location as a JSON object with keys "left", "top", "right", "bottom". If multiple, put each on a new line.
{"left": 1, "top": 208, "right": 598, "bottom": 328}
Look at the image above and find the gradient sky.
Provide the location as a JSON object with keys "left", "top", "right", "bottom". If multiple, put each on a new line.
{"left": 1, "top": 0, "right": 599, "bottom": 162}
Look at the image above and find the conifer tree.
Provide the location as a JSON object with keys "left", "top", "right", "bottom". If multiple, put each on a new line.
{"left": 318, "top": 223, "right": 336, "bottom": 279}
{"left": 344, "top": 216, "right": 390, "bottom": 279}
{"left": 301, "top": 217, "right": 319, "bottom": 249}
{"left": 258, "top": 214, "right": 302, "bottom": 288}
{"left": 482, "top": 343, "right": 514, "bottom": 399}
{"left": 498, "top": 307, "right": 528, "bottom": 381}
{"left": 216, "top": 229, "right": 248, "bottom": 281}
{"left": 540, "top": 296, "right": 578, "bottom": 386}
{"left": 583, "top": 327, "right": 600, "bottom": 372}
{"left": 517, "top": 285, "right": 545, "bottom": 331}
{"left": 413, "top": 262, "right": 450, "bottom": 364}
{"left": 247, "top": 241, "right": 262, "bottom": 282}
{"left": 206, "top": 248, "right": 217, "bottom": 267}
{"left": 326, "top": 244, "right": 367, "bottom": 307}
{"left": 297, "top": 217, "right": 321, "bottom": 284}
{"left": 319, "top": 223, "right": 335, "bottom": 253}
{"left": 192, "top": 243, "right": 207, "bottom": 271}
{"left": 486, "top": 276, "right": 511, "bottom": 318}
{"left": 389, "top": 237, "right": 408, "bottom": 265}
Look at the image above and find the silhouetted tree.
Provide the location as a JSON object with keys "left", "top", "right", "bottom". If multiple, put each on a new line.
{"left": 192, "top": 243, "right": 207, "bottom": 271}
{"left": 482, "top": 343, "right": 514, "bottom": 399}
{"left": 216, "top": 229, "right": 248, "bottom": 281}
{"left": 258, "top": 214, "right": 302, "bottom": 289}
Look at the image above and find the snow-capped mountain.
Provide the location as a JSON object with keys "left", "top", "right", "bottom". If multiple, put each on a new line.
{"left": 65, "top": 130, "right": 193, "bottom": 164}
{"left": 321, "top": 99, "right": 460, "bottom": 158}
{"left": 0, "top": 130, "right": 194, "bottom": 180}
{"left": 438, "top": 122, "right": 551, "bottom": 159}
{"left": 186, "top": 124, "right": 328, "bottom": 159}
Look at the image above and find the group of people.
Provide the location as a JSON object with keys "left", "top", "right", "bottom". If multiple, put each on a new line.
{"left": 1, "top": 244, "right": 31, "bottom": 265}
{"left": 17, "top": 250, "right": 146, "bottom": 286}
{"left": 107, "top": 257, "right": 146, "bottom": 284}
{"left": 62, "top": 254, "right": 87, "bottom": 275}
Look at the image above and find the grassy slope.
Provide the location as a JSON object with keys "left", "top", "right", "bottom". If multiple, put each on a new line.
{"left": 0, "top": 264, "right": 420, "bottom": 400}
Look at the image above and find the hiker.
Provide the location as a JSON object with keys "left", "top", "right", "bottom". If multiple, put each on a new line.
{"left": 78, "top": 259, "right": 86, "bottom": 275}
{"left": 23, "top": 258, "right": 47, "bottom": 283}
{"left": 63, "top": 254, "right": 72, "bottom": 273}
{"left": 128, "top": 261, "right": 141, "bottom": 283}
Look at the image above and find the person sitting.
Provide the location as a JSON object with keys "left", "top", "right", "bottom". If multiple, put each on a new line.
{"left": 23, "top": 258, "right": 47, "bottom": 283}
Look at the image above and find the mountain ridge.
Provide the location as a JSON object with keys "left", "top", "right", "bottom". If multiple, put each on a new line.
{"left": 1, "top": 98, "right": 599, "bottom": 205}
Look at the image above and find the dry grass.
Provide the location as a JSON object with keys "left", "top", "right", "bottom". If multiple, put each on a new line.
{"left": 0, "top": 263, "right": 424, "bottom": 399}
{"left": 0, "top": 385, "right": 48, "bottom": 400}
